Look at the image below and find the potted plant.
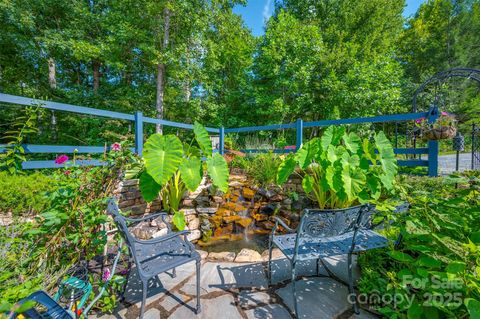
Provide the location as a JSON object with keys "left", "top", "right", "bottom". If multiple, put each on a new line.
{"left": 128, "top": 122, "right": 229, "bottom": 230}
{"left": 276, "top": 126, "right": 398, "bottom": 210}
{"left": 415, "top": 112, "right": 457, "bottom": 140}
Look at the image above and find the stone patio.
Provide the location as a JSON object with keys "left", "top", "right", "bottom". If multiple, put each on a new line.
{"left": 93, "top": 252, "right": 378, "bottom": 319}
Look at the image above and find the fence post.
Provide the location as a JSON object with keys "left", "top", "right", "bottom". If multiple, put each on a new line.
{"left": 219, "top": 126, "right": 225, "bottom": 155}
{"left": 295, "top": 118, "right": 303, "bottom": 151}
{"left": 135, "top": 111, "right": 143, "bottom": 156}
{"left": 427, "top": 105, "right": 439, "bottom": 177}
{"left": 428, "top": 140, "right": 439, "bottom": 176}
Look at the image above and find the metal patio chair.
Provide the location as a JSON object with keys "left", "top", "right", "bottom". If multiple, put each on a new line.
{"left": 10, "top": 291, "right": 74, "bottom": 319}
{"left": 107, "top": 199, "right": 201, "bottom": 319}
{"left": 267, "top": 204, "right": 389, "bottom": 317}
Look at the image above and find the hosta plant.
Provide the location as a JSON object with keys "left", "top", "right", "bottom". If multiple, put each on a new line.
{"left": 277, "top": 126, "right": 397, "bottom": 209}
{"left": 136, "top": 122, "right": 229, "bottom": 230}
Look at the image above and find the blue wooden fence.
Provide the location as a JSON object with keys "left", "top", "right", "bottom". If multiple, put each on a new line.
{"left": 0, "top": 93, "right": 439, "bottom": 176}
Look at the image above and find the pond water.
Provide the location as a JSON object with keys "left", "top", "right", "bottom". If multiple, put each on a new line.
{"left": 195, "top": 234, "right": 269, "bottom": 253}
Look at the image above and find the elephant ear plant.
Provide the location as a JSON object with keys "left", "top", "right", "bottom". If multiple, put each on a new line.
{"left": 277, "top": 126, "right": 397, "bottom": 209}
{"left": 134, "top": 122, "right": 229, "bottom": 230}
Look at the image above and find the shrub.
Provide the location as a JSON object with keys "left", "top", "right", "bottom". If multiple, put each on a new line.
{"left": 358, "top": 173, "right": 480, "bottom": 318}
{"left": 246, "top": 152, "right": 281, "bottom": 187}
{"left": 0, "top": 171, "right": 58, "bottom": 215}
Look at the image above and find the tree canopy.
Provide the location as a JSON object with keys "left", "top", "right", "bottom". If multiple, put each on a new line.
{"left": 0, "top": 0, "right": 479, "bottom": 145}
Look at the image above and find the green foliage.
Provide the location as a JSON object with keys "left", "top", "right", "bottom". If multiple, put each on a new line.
{"left": 0, "top": 172, "right": 58, "bottom": 215}
{"left": 246, "top": 152, "right": 282, "bottom": 187}
{"left": 277, "top": 127, "right": 398, "bottom": 209}
{"left": 358, "top": 173, "right": 480, "bottom": 318}
{"left": 0, "top": 146, "right": 135, "bottom": 314}
{"left": 138, "top": 122, "right": 229, "bottom": 229}
{"left": 0, "top": 106, "right": 44, "bottom": 174}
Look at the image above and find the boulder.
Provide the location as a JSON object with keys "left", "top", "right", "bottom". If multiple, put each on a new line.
{"left": 261, "top": 248, "right": 285, "bottom": 261}
{"left": 234, "top": 248, "right": 262, "bottom": 263}
{"left": 208, "top": 251, "right": 236, "bottom": 262}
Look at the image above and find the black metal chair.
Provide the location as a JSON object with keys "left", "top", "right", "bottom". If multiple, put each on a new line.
{"left": 267, "top": 204, "right": 389, "bottom": 318}
{"left": 107, "top": 199, "right": 201, "bottom": 319}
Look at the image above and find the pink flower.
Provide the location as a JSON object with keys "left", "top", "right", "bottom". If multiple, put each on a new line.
{"left": 441, "top": 111, "right": 450, "bottom": 116}
{"left": 415, "top": 117, "right": 426, "bottom": 124}
{"left": 284, "top": 145, "right": 296, "bottom": 150}
{"left": 102, "top": 268, "right": 111, "bottom": 282}
{"left": 111, "top": 143, "right": 121, "bottom": 152}
{"left": 64, "top": 170, "right": 71, "bottom": 176}
{"left": 54, "top": 154, "right": 69, "bottom": 165}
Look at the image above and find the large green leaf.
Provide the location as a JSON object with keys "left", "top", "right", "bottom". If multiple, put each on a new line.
{"left": 321, "top": 126, "right": 345, "bottom": 150}
{"left": 295, "top": 138, "right": 320, "bottom": 169}
{"left": 341, "top": 155, "right": 366, "bottom": 202}
{"left": 388, "top": 251, "right": 415, "bottom": 263}
{"left": 465, "top": 299, "right": 480, "bottom": 319}
{"left": 193, "top": 121, "right": 212, "bottom": 157}
{"left": 374, "top": 132, "right": 397, "bottom": 174}
{"left": 172, "top": 210, "right": 186, "bottom": 230}
{"left": 144, "top": 134, "right": 184, "bottom": 186}
{"left": 179, "top": 156, "right": 202, "bottom": 192}
{"left": 206, "top": 153, "right": 229, "bottom": 192}
{"left": 277, "top": 154, "right": 296, "bottom": 184}
{"left": 139, "top": 171, "right": 162, "bottom": 202}
{"left": 343, "top": 132, "right": 361, "bottom": 154}
{"left": 302, "top": 175, "right": 314, "bottom": 193}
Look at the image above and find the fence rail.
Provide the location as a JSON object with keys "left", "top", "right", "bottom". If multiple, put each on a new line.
{"left": 0, "top": 93, "right": 439, "bottom": 176}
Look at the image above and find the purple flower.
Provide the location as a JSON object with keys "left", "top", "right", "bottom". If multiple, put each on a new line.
{"left": 54, "top": 154, "right": 69, "bottom": 165}
{"left": 284, "top": 145, "right": 296, "bottom": 150}
{"left": 111, "top": 143, "right": 121, "bottom": 152}
{"left": 102, "top": 268, "right": 111, "bottom": 282}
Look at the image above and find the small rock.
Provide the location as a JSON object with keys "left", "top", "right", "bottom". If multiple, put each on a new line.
{"left": 188, "top": 217, "right": 200, "bottom": 230}
{"left": 242, "top": 188, "right": 256, "bottom": 199}
{"left": 152, "top": 228, "right": 168, "bottom": 238}
{"left": 261, "top": 248, "right": 285, "bottom": 261}
{"left": 122, "top": 179, "right": 139, "bottom": 187}
{"left": 187, "top": 229, "right": 201, "bottom": 242}
{"left": 234, "top": 248, "right": 262, "bottom": 263}
{"left": 228, "top": 181, "right": 243, "bottom": 188}
{"left": 196, "top": 250, "right": 208, "bottom": 260}
{"left": 196, "top": 207, "right": 218, "bottom": 214}
{"left": 118, "top": 199, "right": 135, "bottom": 208}
{"left": 208, "top": 251, "right": 236, "bottom": 262}
{"left": 125, "top": 204, "right": 147, "bottom": 215}
{"left": 212, "top": 196, "right": 224, "bottom": 203}
{"left": 282, "top": 198, "right": 292, "bottom": 205}
{"left": 182, "top": 199, "right": 195, "bottom": 207}
{"left": 131, "top": 223, "right": 157, "bottom": 239}
{"left": 180, "top": 208, "right": 197, "bottom": 216}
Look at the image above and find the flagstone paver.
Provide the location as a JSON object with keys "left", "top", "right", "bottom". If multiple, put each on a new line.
{"left": 94, "top": 255, "right": 379, "bottom": 319}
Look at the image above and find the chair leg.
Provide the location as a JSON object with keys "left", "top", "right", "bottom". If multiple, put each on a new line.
{"left": 195, "top": 260, "right": 201, "bottom": 314}
{"left": 347, "top": 252, "right": 359, "bottom": 315}
{"left": 172, "top": 267, "right": 177, "bottom": 278}
{"left": 140, "top": 279, "right": 147, "bottom": 319}
{"left": 291, "top": 260, "right": 299, "bottom": 318}
{"left": 267, "top": 241, "right": 273, "bottom": 285}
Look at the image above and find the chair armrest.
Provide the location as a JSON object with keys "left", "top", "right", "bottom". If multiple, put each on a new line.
{"left": 123, "top": 211, "right": 168, "bottom": 223}
{"left": 133, "top": 230, "right": 190, "bottom": 244}
{"left": 272, "top": 216, "right": 296, "bottom": 234}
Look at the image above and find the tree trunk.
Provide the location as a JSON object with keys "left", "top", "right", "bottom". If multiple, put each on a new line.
{"left": 48, "top": 57, "right": 57, "bottom": 141}
{"left": 93, "top": 60, "right": 101, "bottom": 93}
{"left": 48, "top": 58, "right": 57, "bottom": 89}
{"left": 155, "top": 7, "right": 171, "bottom": 134}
